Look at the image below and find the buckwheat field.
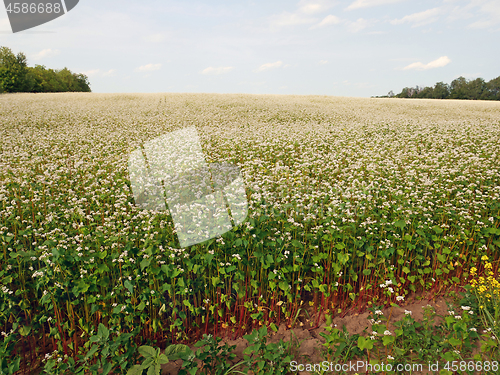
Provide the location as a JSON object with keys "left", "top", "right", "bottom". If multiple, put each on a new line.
{"left": 1, "top": 93, "right": 499, "bottom": 374}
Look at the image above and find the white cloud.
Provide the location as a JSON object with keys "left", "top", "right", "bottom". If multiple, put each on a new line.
{"left": 391, "top": 8, "right": 441, "bottom": 27}
{"left": 401, "top": 56, "right": 451, "bottom": 71}
{"left": 346, "top": 0, "right": 404, "bottom": 11}
{"left": 463, "top": 1, "right": 500, "bottom": 29}
{"left": 201, "top": 66, "right": 234, "bottom": 75}
{"left": 311, "top": 14, "right": 342, "bottom": 28}
{"left": 468, "top": 1, "right": 500, "bottom": 28}
{"left": 270, "top": 11, "right": 317, "bottom": 27}
{"left": 467, "top": 19, "right": 495, "bottom": 28}
{"left": 102, "top": 69, "right": 116, "bottom": 77}
{"left": 269, "top": 0, "right": 336, "bottom": 28}
{"left": 32, "top": 48, "right": 60, "bottom": 61}
{"left": 347, "top": 18, "right": 370, "bottom": 32}
{"left": 299, "top": 3, "right": 324, "bottom": 14}
{"left": 453, "top": 72, "right": 482, "bottom": 79}
{"left": 298, "top": 0, "right": 335, "bottom": 14}
{"left": 238, "top": 81, "right": 266, "bottom": 86}
{"left": 441, "top": 1, "right": 500, "bottom": 29}
{"left": 81, "top": 69, "right": 100, "bottom": 77}
{"left": 135, "top": 63, "right": 162, "bottom": 72}
{"left": 144, "top": 33, "right": 167, "bottom": 43}
{"left": 319, "top": 60, "right": 328, "bottom": 64}
{"left": 80, "top": 69, "right": 115, "bottom": 77}
{"left": 256, "top": 61, "right": 283, "bottom": 72}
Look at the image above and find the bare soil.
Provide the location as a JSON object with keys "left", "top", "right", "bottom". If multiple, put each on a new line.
{"left": 161, "top": 292, "right": 474, "bottom": 375}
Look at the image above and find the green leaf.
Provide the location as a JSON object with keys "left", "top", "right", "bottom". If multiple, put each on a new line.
{"left": 126, "top": 365, "right": 144, "bottom": 375}
{"left": 97, "top": 323, "right": 109, "bottom": 340}
{"left": 165, "top": 344, "right": 191, "bottom": 361}
{"left": 449, "top": 337, "right": 461, "bottom": 346}
{"left": 211, "top": 276, "right": 220, "bottom": 287}
{"left": 158, "top": 353, "right": 169, "bottom": 365}
{"left": 101, "top": 362, "right": 113, "bottom": 375}
{"left": 432, "top": 225, "right": 443, "bottom": 234}
{"left": 394, "top": 219, "right": 406, "bottom": 229}
{"left": 357, "top": 336, "right": 373, "bottom": 351}
{"left": 337, "top": 252, "right": 349, "bottom": 264}
{"left": 278, "top": 281, "right": 289, "bottom": 291}
{"left": 138, "top": 345, "right": 157, "bottom": 358}
{"left": 124, "top": 280, "right": 134, "bottom": 294}
{"left": 147, "top": 364, "right": 161, "bottom": 375}
{"left": 97, "top": 263, "right": 109, "bottom": 273}
{"left": 382, "top": 335, "right": 395, "bottom": 346}
{"left": 140, "top": 258, "right": 151, "bottom": 270}
{"left": 137, "top": 301, "right": 146, "bottom": 312}
{"left": 85, "top": 344, "right": 99, "bottom": 360}
{"left": 18, "top": 325, "right": 31, "bottom": 337}
{"left": 90, "top": 334, "right": 100, "bottom": 343}
{"left": 142, "top": 357, "right": 154, "bottom": 368}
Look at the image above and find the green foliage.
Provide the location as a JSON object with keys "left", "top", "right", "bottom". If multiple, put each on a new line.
{"left": 319, "top": 321, "right": 366, "bottom": 361}
{"left": 0, "top": 46, "right": 91, "bottom": 93}
{"left": 242, "top": 326, "right": 293, "bottom": 375}
{"left": 59, "top": 324, "right": 137, "bottom": 375}
{"left": 28, "top": 65, "right": 91, "bottom": 93}
{"left": 1, "top": 93, "right": 499, "bottom": 373}
{"left": 392, "top": 75, "right": 500, "bottom": 100}
{"left": 0, "top": 46, "right": 30, "bottom": 92}
{"left": 0, "top": 323, "right": 20, "bottom": 375}
{"left": 127, "top": 344, "right": 190, "bottom": 375}
{"left": 176, "top": 334, "right": 243, "bottom": 375}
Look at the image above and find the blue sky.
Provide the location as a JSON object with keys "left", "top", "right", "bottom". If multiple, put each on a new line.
{"left": 1, "top": 0, "right": 499, "bottom": 97}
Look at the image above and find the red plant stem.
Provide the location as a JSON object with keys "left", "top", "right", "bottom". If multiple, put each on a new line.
{"left": 214, "top": 287, "right": 220, "bottom": 337}
{"left": 53, "top": 304, "right": 68, "bottom": 357}
{"left": 42, "top": 325, "right": 46, "bottom": 358}
{"left": 22, "top": 336, "right": 26, "bottom": 374}
{"left": 204, "top": 306, "right": 209, "bottom": 335}
{"left": 232, "top": 296, "right": 240, "bottom": 340}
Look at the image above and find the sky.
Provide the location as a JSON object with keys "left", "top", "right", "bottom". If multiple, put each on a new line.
{"left": 0, "top": 0, "right": 499, "bottom": 97}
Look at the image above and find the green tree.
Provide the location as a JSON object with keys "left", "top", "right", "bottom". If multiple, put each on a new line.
{"left": 392, "top": 76, "right": 499, "bottom": 101}
{"left": 416, "top": 86, "right": 434, "bottom": 98}
{"left": 449, "top": 76, "right": 469, "bottom": 99}
{"left": 396, "top": 87, "right": 411, "bottom": 98}
{"left": 1, "top": 46, "right": 91, "bottom": 93}
{"left": 484, "top": 76, "right": 500, "bottom": 100}
{"left": 467, "top": 78, "right": 487, "bottom": 100}
{"left": 0, "top": 46, "right": 31, "bottom": 92}
{"left": 73, "top": 73, "right": 91, "bottom": 92}
{"left": 432, "top": 81, "right": 449, "bottom": 99}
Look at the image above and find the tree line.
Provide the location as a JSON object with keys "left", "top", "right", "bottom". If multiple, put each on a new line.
{"left": 0, "top": 46, "right": 91, "bottom": 93}
{"left": 376, "top": 75, "right": 500, "bottom": 100}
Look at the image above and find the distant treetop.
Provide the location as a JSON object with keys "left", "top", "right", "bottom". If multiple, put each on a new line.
{"left": 0, "top": 46, "right": 91, "bottom": 93}
{"left": 380, "top": 76, "right": 500, "bottom": 101}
